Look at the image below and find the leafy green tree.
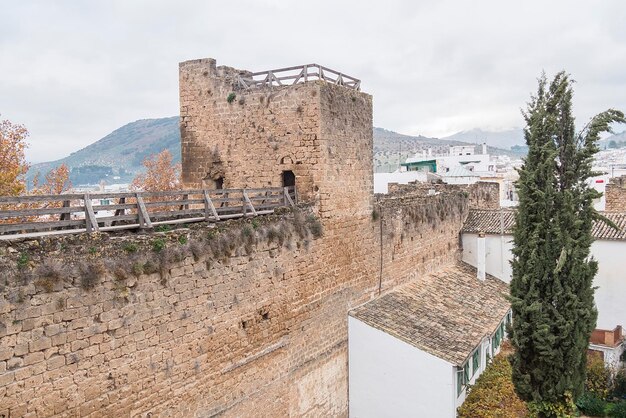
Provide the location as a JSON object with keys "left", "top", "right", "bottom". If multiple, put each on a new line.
{"left": 509, "top": 72, "right": 625, "bottom": 414}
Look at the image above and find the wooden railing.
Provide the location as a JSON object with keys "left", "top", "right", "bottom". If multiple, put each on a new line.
{"left": 0, "top": 186, "right": 296, "bottom": 240}
{"left": 237, "top": 64, "right": 360, "bottom": 91}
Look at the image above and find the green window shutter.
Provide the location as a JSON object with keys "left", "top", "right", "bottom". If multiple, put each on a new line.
{"left": 463, "top": 363, "right": 470, "bottom": 384}
{"left": 472, "top": 349, "right": 480, "bottom": 375}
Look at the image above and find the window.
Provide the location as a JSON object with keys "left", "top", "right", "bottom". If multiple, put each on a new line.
{"left": 463, "top": 362, "right": 470, "bottom": 384}
{"left": 457, "top": 368, "right": 464, "bottom": 396}
{"left": 472, "top": 349, "right": 481, "bottom": 376}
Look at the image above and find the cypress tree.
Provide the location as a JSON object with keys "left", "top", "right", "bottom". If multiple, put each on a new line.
{"left": 509, "top": 72, "right": 625, "bottom": 412}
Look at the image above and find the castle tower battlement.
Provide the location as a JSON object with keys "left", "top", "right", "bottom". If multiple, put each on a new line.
{"left": 179, "top": 58, "right": 373, "bottom": 219}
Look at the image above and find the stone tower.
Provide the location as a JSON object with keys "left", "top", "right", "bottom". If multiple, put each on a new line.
{"left": 179, "top": 58, "right": 373, "bottom": 219}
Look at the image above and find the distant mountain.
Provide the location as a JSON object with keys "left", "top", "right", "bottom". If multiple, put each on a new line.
{"left": 27, "top": 118, "right": 523, "bottom": 185}
{"left": 27, "top": 117, "right": 180, "bottom": 186}
{"left": 373, "top": 127, "right": 523, "bottom": 172}
{"left": 599, "top": 130, "right": 626, "bottom": 149}
{"left": 441, "top": 128, "right": 525, "bottom": 151}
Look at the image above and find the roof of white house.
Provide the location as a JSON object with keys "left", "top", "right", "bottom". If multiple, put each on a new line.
{"left": 349, "top": 262, "right": 510, "bottom": 366}
{"left": 463, "top": 209, "right": 626, "bottom": 241}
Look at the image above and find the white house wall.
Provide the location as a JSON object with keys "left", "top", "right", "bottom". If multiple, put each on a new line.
{"left": 591, "top": 240, "right": 626, "bottom": 330}
{"left": 462, "top": 233, "right": 625, "bottom": 329}
{"left": 462, "top": 233, "right": 513, "bottom": 283}
{"left": 348, "top": 316, "right": 455, "bottom": 418}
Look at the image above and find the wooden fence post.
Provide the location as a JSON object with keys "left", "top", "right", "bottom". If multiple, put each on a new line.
{"left": 243, "top": 190, "right": 257, "bottom": 216}
{"left": 203, "top": 190, "right": 220, "bottom": 221}
{"left": 84, "top": 193, "right": 99, "bottom": 233}
{"left": 136, "top": 193, "right": 152, "bottom": 229}
{"left": 60, "top": 200, "right": 70, "bottom": 221}
{"left": 283, "top": 187, "right": 295, "bottom": 207}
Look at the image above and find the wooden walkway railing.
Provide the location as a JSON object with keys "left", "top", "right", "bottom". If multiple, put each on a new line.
{"left": 0, "top": 186, "right": 296, "bottom": 240}
{"left": 237, "top": 64, "right": 360, "bottom": 91}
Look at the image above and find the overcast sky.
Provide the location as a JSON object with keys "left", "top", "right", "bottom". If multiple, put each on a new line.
{"left": 2, "top": 0, "right": 625, "bottom": 163}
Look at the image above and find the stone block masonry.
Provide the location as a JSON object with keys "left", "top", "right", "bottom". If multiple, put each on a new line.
{"left": 0, "top": 191, "right": 470, "bottom": 417}
{"left": 0, "top": 58, "right": 490, "bottom": 417}
{"left": 606, "top": 175, "right": 626, "bottom": 211}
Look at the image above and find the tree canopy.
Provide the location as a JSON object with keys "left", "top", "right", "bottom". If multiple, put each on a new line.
{"left": 131, "top": 150, "right": 180, "bottom": 192}
{"left": 509, "top": 72, "right": 625, "bottom": 414}
{"left": 0, "top": 117, "right": 29, "bottom": 196}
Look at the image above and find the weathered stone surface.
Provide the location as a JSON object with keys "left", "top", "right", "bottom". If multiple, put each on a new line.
{"left": 606, "top": 175, "right": 626, "bottom": 211}
{"left": 0, "top": 59, "right": 493, "bottom": 417}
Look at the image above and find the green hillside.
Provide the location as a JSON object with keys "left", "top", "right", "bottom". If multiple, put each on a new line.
{"left": 27, "top": 117, "right": 180, "bottom": 186}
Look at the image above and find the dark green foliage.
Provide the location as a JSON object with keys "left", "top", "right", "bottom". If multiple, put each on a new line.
{"left": 123, "top": 242, "right": 138, "bottom": 253}
{"left": 576, "top": 392, "right": 607, "bottom": 416}
{"left": 586, "top": 354, "right": 611, "bottom": 399}
{"left": 509, "top": 72, "right": 625, "bottom": 410}
{"left": 372, "top": 209, "right": 379, "bottom": 221}
{"left": 613, "top": 368, "right": 626, "bottom": 398}
{"left": 152, "top": 238, "right": 166, "bottom": 252}
{"left": 609, "top": 401, "right": 626, "bottom": 418}
{"left": 17, "top": 252, "right": 29, "bottom": 270}
{"left": 227, "top": 92, "right": 236, "bottom": 103}
{"left": 155, "top": 225, "right": 171, "bottom": 233}
{"left": 178, "top": 235, "right": 188, "bottom": 245}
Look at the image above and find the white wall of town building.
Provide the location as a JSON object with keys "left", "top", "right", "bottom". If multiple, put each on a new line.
{"left": 462, "top": 233, "right": 625, "bottom": 330}
{"left": 348, "top": 316, "right": 456, "bottom": 418}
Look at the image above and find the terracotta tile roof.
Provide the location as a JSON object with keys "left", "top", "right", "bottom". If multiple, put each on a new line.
{"left": 350, "top": 263, "right": 510, "bottom": 366}
{"left": 592, "top": 213, "right": 626, "bottom": 240}
{"left": 463, "top": 209, "right": 515, "bottom": 234}
{"left": 463, "top": 209, "right": 626, "bottom": 241}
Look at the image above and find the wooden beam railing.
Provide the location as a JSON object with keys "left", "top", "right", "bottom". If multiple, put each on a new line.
{"left": 0, "top": 186, "right": 296, "bottom": 240}
{"left": 238, "top": 64, "right": 360, "bottom": 91}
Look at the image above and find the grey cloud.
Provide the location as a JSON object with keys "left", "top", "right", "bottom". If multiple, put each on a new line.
{"left": 1, "top": 0, "right": 625, "bottom": 162}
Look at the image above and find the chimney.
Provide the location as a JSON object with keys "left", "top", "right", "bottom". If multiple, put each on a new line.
{"left": 482, "top": 142, "right": 487, "bottom": 155}
{"left": 477, "top": 231, "right": 486, "bottom": 281}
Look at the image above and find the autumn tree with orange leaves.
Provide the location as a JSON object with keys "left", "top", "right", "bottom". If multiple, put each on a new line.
{"left": 0, "top": 118, "right": 29, "bottom": 196}
{"left": 32, "top": 164, "right": 72, "bottom": 195}
{"left": 131, "top": 150, "right": 180, "bottom": 192}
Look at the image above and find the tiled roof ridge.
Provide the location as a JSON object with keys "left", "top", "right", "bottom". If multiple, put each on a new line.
{"left": 463, "top": 209, "right": 626, "bottom": 241}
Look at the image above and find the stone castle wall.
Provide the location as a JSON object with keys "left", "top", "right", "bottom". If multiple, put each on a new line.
{"left": 606, "top": 175, "right": 626, "bottom": 211}
{"left": 0, "top": 191, "right": 469, "bottom": 417}
{"left": 1, "top": 58, "right": 483, "bottom": 417}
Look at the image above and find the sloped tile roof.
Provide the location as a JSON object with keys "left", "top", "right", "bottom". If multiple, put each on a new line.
{"left": 350, "top": 263, "right": 510, "bottom": 366}
{"left": 463, "top": 209, "right": 626, "bottom": 241}
{"left": 592, "top": 213, "right": 626, "bottom": 240}
{"left": 463, "top": 209, "right": 515, "bottom": 234}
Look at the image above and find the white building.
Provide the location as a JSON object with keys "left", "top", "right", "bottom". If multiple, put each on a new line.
{"left": 348, "top": 263, "right": 510, "bottom": 418}
{"left": 461, "top": 209, "right": 626, "bottom": 367}
{"left": 402, "top": 144, "right": 494, "bottom": 176}
{"left": 373, "top": 171, "right": 428, "bottom": 194}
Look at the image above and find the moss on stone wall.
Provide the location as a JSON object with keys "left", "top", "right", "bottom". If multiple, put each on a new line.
{"left": 0, "top": 206, "right": 322, "bottom": 300}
